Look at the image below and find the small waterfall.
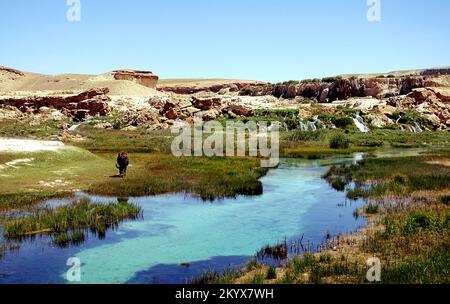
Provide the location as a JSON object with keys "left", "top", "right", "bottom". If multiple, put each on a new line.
{"left": 397, "top": 118, "right": 423, "bottom": 133}
{"left": 413, "top": 122, "right": 423, "bottom": 133}
{"left": 353, "top": 114, "right": 370, "bottom": 133}
{"left": 267, "top": 121, "right": 288, "bottom": 132}
{"left": 68, "top": 124, "right": 81, "bottom": 132}
{"left": 299, "top": 115, "right": 323, "bottom": 131}
{"left": 408, "top": 122, "right": 423, "bottom": 133}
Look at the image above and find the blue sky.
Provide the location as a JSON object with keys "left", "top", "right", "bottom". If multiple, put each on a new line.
{"left": 1, "top": 0, "right": 449, "bottom": 82}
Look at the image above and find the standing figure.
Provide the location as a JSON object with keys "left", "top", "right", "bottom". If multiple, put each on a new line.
{"left": 116, "top": 151, "right": 129, "bottom": 178}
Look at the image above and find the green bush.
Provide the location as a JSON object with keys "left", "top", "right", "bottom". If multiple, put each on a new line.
{"left": 402, "top": 212, "right": 444, "bottom": 234}
{"left": 331, "top": 177, "right": 347, "bottom": 191}
{"left": 246, "top": 258, "right": 259, "bottom": 271}
{"left": 329, "top": 133, "right": 351, "bottom": 149}
{"left": 439, "top": 195, "right": 450, "bottom": 205}
{"left": 322, "top": 76, "right": 343, "bottom": 83}
{"left": 266, "top": 266, "right": 277, "bottom": 280}
{"left": 301, "top": 78, "right": 321, "bottom": 83}
{"left": 316, "top": 112, "right": 336, "bottom": 124}
{"left": 365, "top": 203, "right": 379, "bottom": 214}
{"left": 391, "top": 110, "right": 426, "bottom": 125}
{"left": 332, "top": 117, "right": 355, "bottom": 129}
{"left": 392, "top": 173, "right": 409, "bottom": 185}
{"left": 277, "top": 80, "right": 300, "bottom": 86}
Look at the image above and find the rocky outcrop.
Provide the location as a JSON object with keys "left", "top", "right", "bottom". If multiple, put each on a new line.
{"left": 192, "top": 96, "right": 222, "bottom": 111}
{"left": 112, "top": 70, "right": 159, "bottom": 88}
{"left": 150, "top": 94, "right": 256, "bottom": 123}
{"left": 387, "top": 87, "right": 450, "bottom": 130}
{"left": 240, "top": 75, "right": 450, "bottom": 103}
{"left": 420, "top": 68, "right": 450, "bottom": 76}
{"left": 0, "top": 88, "right": 111, "bottom": 121}
{"left": 159, "top": 81, "right": 268, "bottom": 95}
{"left": 223, "top": 105, "right": 255, "bottom": 117}
{"left": 0, "top": 66, "right": 25, "bottom": 76}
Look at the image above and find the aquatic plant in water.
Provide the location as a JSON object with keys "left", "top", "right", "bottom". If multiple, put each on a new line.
{"left": 3, "top": 198, "right": 143, "bottom": 247}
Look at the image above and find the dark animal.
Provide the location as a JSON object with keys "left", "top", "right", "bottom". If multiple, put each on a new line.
{"left": 116, "top": 151, "right": 129, "bottom": 178}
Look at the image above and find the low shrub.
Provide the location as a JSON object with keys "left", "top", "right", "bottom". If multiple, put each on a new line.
{"left": 392, "top": 173, "right": 409, "bottom": 186}
{"left": 329, "top": 133, "right": 351, "bottom": 149}
{"left": 365, "top": 203, "right": 379, "bottom": 214}
{"left": 266, "top": 266, "right": 277, "bottom": 280}
{"left": 332, "top": 117, "right": 355, "bottom": 129}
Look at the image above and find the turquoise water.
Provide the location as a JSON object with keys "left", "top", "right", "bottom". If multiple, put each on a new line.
{"left": 0, "top": 157, "right": 366, "bottom": 284}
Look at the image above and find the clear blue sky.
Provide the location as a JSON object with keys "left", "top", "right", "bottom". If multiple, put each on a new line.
{"left": 1, "top": 0, "right": 449, "bottom": 82}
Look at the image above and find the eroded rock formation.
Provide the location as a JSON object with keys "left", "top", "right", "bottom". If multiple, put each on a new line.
{"left": 112, "top": 70, "right": 159, "bottom": 88}
{"left": 240, "top": 75, "right": 450, "bottom": 103}
{"left": 0, "top": 88, "right": 111, "bottom": 121}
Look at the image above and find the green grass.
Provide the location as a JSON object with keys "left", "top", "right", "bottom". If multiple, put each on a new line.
{"left": 244, "top": 273, "right": 266, "bottom": 284}
{"left": 324, "top": 152, "right": 450, "bottom": 199}
{"left": 280, "top": 128, "right": 450, "bottom": 159}
{"left": 290, "top": 253, "right": 317, "bottom": 277}
{"left": 72, "top": 126, "right": 174, "bottom": 153}
{"left": 3, "top": 198, "right": 143, "bottom": 240}
{"left": 87, "top": 154, "right": 267, "bottom": 200}
{"left": 190, "top": 269, "right": 240, "bottom": 284}
{"left": 385, "top": 210, "right": 450, "bottom": 235}
{"left": 53, "top": 230, "right": 86, "bottom": 247}
{"left": 380, "top": 244, "right": 450, "bottom": 284}
{"left": 0, "top": 148, "right": 113, "bottom": 201}
{"left": 217, "top": 109, "right": 302, "bottom": 130}
{"left": 246, "top": 257, "right": 259, "bottom": 271}
{"left": 0, "top": 118, "right": 69, "bottom": 139}
{"left": 0, "top": 192, "right": 71, "bottom": 212}
{"left": 363, "top": 206, "right": 450, "bottom": 284}
{"left": 331, "top": 177, "right": 347, "bottom": 191}
{"left": 282, "top": 146, "right": 374, "bottom": 159}
{"left": 0, "top": 138, "right": 268, "bottom": 209}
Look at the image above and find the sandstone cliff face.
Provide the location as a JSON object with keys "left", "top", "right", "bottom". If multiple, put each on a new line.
{"left": 158, "top": 81, "right": 267, "bottom": 95}
{"left": 112, "top": 70, "right": 159, "bottom": 89}
{"left": 0, "top": 88, "right": 111, "bottom": 121}
{"left": 240, "top": 75, "right": 450, "bottom": 103}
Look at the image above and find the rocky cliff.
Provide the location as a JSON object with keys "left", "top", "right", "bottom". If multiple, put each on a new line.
{"left": 112, "top": 70, "right": 159, "bottom": 89}
{"left": 0, "top": 88, "right": 110, "bottom": 121}
{"left": 240, "top": 74, "right": 450, "bottom": 103}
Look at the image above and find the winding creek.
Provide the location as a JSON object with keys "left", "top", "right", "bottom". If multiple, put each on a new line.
{"left": 0, "top": 150, "right": 424, "bottom": 284}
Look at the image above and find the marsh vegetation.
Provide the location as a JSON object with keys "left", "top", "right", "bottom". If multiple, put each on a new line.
{"left": 1, "top": 112, "right": 449, "bottom": 284}
{"left": 3, "top": 198, "right": 143, "bottom": 247}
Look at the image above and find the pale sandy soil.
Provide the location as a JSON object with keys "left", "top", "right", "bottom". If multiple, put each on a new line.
{"left": 0, "top": 70, "right": 165, "bottom": 97}
{"left": 0, "top": 68, "right": 258, "bottom": 98}
{"left": 0, "top": 138, "right": 65, "bottom": 152}
{"left": 427, "top": 160, "right": 450, "bottom": 167}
